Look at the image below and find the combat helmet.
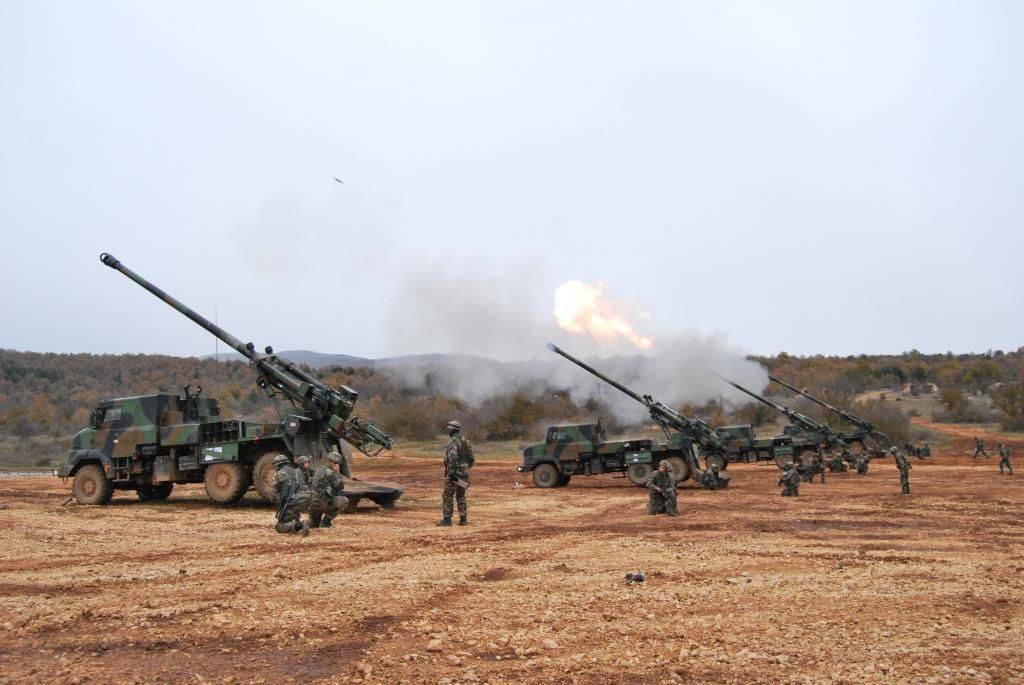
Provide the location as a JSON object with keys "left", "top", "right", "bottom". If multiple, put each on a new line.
{"left": 272, "top": 455, "right": 290, "bottom": 468}
{"left": 446, "top": 420, "right": 462, "bottom": 432}
{"left": 327, "top": 451, "right": 344, "bottom": 465}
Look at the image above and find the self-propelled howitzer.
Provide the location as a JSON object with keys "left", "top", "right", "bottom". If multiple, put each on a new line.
{"left": 99, "top": 253, "right": 392, "bottom": 459}
{"left": 547, "top": 343, "right": 730, "bottom": 474}
{"left": 768, "top": 375, "right": 889, "bottom": 445}
{"left": 716, "top": 375, "right": 848, "bottom": 451}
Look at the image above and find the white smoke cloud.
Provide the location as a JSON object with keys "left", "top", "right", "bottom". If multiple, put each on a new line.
{"left": 384, "top": 266, "right": 768, "bottom": 419}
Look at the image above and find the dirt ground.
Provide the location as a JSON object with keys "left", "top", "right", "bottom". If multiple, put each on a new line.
{"left": 1, "top": 425, "right": 1022, "bottom": 685}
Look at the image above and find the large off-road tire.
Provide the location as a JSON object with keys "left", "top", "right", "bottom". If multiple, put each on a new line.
{"left": 846, "top": 440, "right": 866, "bottom": 455}
{"left": 343, "top": 496, "right": 361, "bottom": 513}
{"left": 626, "top": 463, "right": 653, "bottom": 487}
{"left": 663, "top": 456, "right": 691, "bottom": 483}
{"left": 774, "top": 452, "right": 794, "bottom": 470}
{"left": 204, "top": 462, "right": 252, "bottom": 503}
{"left": 705, "top": 454, "right": 729, "bottom": 471}
{"left": 253, "top": 452, "right": 282, "bottom": 503}
{"left": 137, "top": 483, "right": 174, "bottom": 501}
{"left": 532, "top": 463, "right": 559, "bottom": 488}
{"left": 73, "top": 464, "right": 114, "bottom": 505}
{"left": 556, "top": 474, "right": 572, "bottom": 487}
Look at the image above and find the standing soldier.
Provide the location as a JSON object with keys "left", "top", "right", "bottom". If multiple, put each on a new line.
{"left": 808, "top": 453, "right": 826, "bottom": 484}
{"left": 272, "top": 455, "right": 311, "bottom": 536}
{"left": 308, "top": 452, "right": 350, "bottom": 528}
{"left": 998, "top": 443, "right": 1013, "bottom": 475}
{"left": 892, "top": 446, "right": 911, "bottom": 494}
{"left": 647, "top": 460, "right": 678, "bottom": 516}
{"left": 779, "top": 462, "right": 800, "bottom": 497}
{"left": 972, "top": 437, "right": 989, "bottom": 459}
{"left": 438, "top": 420, "right": 474, "bottom": 527}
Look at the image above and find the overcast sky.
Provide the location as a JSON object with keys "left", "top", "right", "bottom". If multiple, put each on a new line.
{"left": 1, "top": 1, "right": 1021, "bottom": 360}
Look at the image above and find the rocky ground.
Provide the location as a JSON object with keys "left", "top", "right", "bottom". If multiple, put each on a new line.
{"left": 0, "top": 424, "right": 1022, "bottom": 685}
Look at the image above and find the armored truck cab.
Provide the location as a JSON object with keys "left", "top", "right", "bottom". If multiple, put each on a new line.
{"left": 518, "top": 420, "right": 702, "bottom": 488}
{"left": 59, "top": 387, "right": 402, "bottom": 509}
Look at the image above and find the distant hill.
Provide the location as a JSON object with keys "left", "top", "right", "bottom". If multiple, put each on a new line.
{"left": 205, "top": 349, "right": 493, "bottom": 370}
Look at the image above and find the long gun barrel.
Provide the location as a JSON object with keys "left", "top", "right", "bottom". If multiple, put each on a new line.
{"left": 100, "top": 253, "right": 392, "bottom": 456}
{"left": 547, "top": 343, "right": 728, "bottom": 457}
{"left": 768, "top": 375, "right": 888, "bottom": 441}
{"left": 715, "top": 374, "right": 847, "bottom": 448}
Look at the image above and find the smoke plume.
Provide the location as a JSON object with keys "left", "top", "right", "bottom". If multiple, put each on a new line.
{"left": 385, "top": 266, "right": 768, "bottom": 421}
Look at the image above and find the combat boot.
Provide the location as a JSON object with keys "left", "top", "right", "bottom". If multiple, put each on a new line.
{"left": 299, "top": 521, "right": 310, "bottom": 537}
{"left": 458, "top": 516, "right": 468, "bottom": 526}
{"left": 320, "top": 516, "right": 334, "bottom": 529}
{"left": 436, "top": 518, "right": 452, "bottom": 526}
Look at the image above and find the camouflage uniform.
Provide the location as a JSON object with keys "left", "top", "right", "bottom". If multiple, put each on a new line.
{"left": 828, "top": 450, "right": 849, "bottom": 473}
{"left": 647, "top": 466, "right": 678, "bottom": 515}
{"left": 440, "top": 426, "right": 475, "bottom": 525}
{"left": 308, "top": 454, "right": 350, "bottom": 528}
{"left": 779, "top": 464, "right": 799, "bottom": 497}
{"left": 273, "top": 460, "right": 311, "bottom": 534}
{"left": 893, "top": 449, "right": 911, "bottom": 494}
{"left": 972, "top": 437, "right": 989, "bottom": 459}
{"left": 855, "top": 455, "right": 869, "bottom": 475}
{"left": 998, "top": 444, "right": 1013, "bottom": 475}
{"left": 807, "top": 454, "right": 826, "bottom": 484}
{"left": 698, "top": 464, "right": 725, "bottom": 490}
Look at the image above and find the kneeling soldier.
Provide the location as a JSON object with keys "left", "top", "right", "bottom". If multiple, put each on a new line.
{"left": 779, "top": 462, "right": 800, "bottom": 497}
{"left": 273, "top": 455, "right": 311, "bottom": 536}
{"left": 648, "top": 461, "right": 678, "bottom": 516}
{"left": 309, "top": 452, "right": 350, "bottom": 528}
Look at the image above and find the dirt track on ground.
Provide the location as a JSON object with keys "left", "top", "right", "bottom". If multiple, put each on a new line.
{"left": 1, "top": 425, "right": 1022, "bottom": 685}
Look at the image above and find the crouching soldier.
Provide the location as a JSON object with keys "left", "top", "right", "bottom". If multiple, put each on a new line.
{"left": 648, "top": 461, "right": 678, "bottom": 516}
{"left": 828, "top": 449, "right": 849, "bottom": 473}
{"left": 438, "top": 420, "right": 474, "bottom": 526}
{"left": 699, "top": 463, "right": 727, "bottom": 490}
{"left": 309, "top": 452, "right": 350, "bottom": 528}
{"left": 272, "top": 455, "right": 310, "bottom": 536}
{"left": 779, "top": 462, "right": 800, "bottom": 497}
{"left": 855, "top": 454, "right": 869, "bottom": 475}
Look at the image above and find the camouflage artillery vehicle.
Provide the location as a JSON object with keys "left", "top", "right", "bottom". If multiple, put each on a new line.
{"left": 518, "top": 419, "right": 702, "bottom": 488}
{"left": 715, "top": 376, "right": 862, "bottom": 468}
{"left": 526, "top": 344, "right": 732, "bottom": 490}
{"left": 58, "top": 253, "right": 402, "bottom": 509}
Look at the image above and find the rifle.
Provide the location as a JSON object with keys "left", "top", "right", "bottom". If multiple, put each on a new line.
{"left": 276, "top": 482, "right": 301, "bottom": 522}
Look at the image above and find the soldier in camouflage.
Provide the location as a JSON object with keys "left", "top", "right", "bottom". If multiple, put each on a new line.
{"left": 828, "top": 448, "right": 849, "bottom": 473}
{"left": 296, "top": 454, "right": 314, "bottom": 483}
{"left": 998, "top": 443, "right": 1013, "bottom": 475}
{"left": 308, "top": 452, "right": 350, "bottom": 528}
{"left": 855, "top": 453, "right": 869, "bottom": 475}
{"left": 647, "top": 460, "right": 678, "bottom": 516}
{"left": 807, "top": 453, "right": 826, "bottom": 484}
{"left": 892, "top": 446, "right": 911, "bottom": 494}
{"left": 972, "top": 437, "right": 989, "bottom": 459}
{"left": 438, "top": 420, "right": 475, "bottom": 526}
{"left": 698, "top": 463, "right": 726, "bottom": 490}
{"left": 272, "top": 455, "right": 310, "bottom": 535}
{"left": 779, "top": 462, "right": 799, "bottom": 497}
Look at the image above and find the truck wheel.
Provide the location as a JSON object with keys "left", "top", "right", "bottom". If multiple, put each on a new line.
{"left": 532, "top": 463, "right": 559, "bottom": 488}
{"left": 343, "top": 496, "right": 361, "bottom": 513}
{"left": 137, "top": 483, "right": 174, "bottom": 501}
{"left": 663, "top": 456, "right": 691, "bottom": 483}
{"left": 847, "top": 440, "right": 866, "bottom": 455}
{"left": 627, "top": 463, "right": 652, "bottom": 487}
{"left": 253, "top": 452, "right": 281, "bottom": 502}
{"left": 204, "top": 463, "right": 251, "bottom": 503}
{"left": 705, "top": 454, "right": 729, "bottom": 471}
{"left": 774, "top": 453, "right": 791, "bottom": 470}
{"left": 73, "top": 464, "right": 114, "bottom": 505}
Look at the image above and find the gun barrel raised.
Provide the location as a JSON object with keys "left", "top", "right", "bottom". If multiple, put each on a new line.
{"left": 717, "top": 375, "right": 787, "bottom": 414}
{"left": 100, "top": 253, "right": 251, "bottom": 360}
{"left": 769, "top": 374, "right": 887, "bottom": 439}
{"left": 547, "top": 343, "right": 646, "bottom": 405}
